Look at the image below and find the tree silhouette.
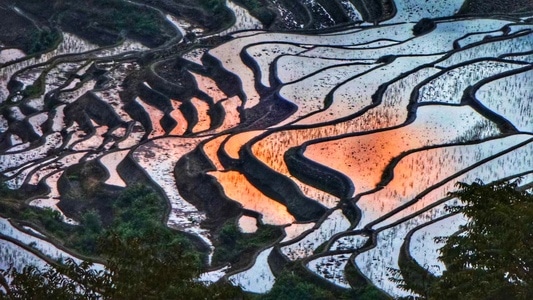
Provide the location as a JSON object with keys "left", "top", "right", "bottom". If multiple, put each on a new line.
{"left": 1, "top": 232, "right": 244, "bottom": 299}
{"left": 429, "top": 179, "right": 532, "bottom": 299}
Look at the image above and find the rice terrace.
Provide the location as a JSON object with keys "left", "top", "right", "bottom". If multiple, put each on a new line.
{"left": 0, "top": 0, "right": 531, "bottom": 299}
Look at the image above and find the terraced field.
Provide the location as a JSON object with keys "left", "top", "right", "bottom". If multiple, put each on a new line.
{"left": 1, "top": 0, "right": 532, "bottom": 298}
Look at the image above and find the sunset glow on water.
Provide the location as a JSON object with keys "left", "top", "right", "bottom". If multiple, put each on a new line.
{"left": 305, "top": 106, "right": 499, "bottom": 195}
{"left": 208, "top": 170, "right": 295, "bottom": 225}
{"left": 1, "top": 3, "right": 531, "bottom": 298}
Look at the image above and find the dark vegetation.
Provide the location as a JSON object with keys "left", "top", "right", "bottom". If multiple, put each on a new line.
{"left": 315, "top": 0, "right": 351, "bottom": 24}
{"left": 259, "top": 271, "right": 337, "bottom": 300}
{"left": 1, "top": 157, "right": 206, "bottom": 260}
{"left": 129, "top": 0, "right": 234, "bottom": 32}
{"left": 2, "top": 177, "right": 385, "bottom": 299}
{"left": 350, "top": 0, "right": 395, "bottom": 24}
{"left": 3, "top": 0, "right": 234, "bottom": 51}
{"left": 392, "top": 180, "right": 533, "bottom": 300}
{"left": 24, "top": 29, "right": 62, "bottom": 55}
{"left": 2, "top": 182, "right": 202, "bottom": 260}
{"left": 0, "top": 231, "right": 244, "bottom": 299}
{"left": 1, "top": 182, "right": 244, "bottom": 299}
{"left": 60, "top": 162, "right": 206, "bottom": 259}
{"left": 458, "top": 0, "right": 533, "bottom": 16}
{"left": 0, "top": 0, "right": 401, "bottom": 55}
{"left": 0, "top": 182, "right": 17, "bottom": 199}
{"left": 0, "top": 183, "right": 76, "bottom": 244}
{"left": 0, "top": 7, "right": 53, "bottom": 54}
{"left": 0, "top": 8, "right": 61, "bottom": 55}
{"left": 10, "top": 0, "right": 176, "bottom": 47}
{"left": 212, "top": 220, "right": 281, "bottom": 269}
{"left": 231, "top": 0, "right": 277, "bottom": 27}
{"left": 258, "top": 263, "right": 389, "bottom": 300}
{"left": 1, "top": 182, "right": 352, "bottom": 300}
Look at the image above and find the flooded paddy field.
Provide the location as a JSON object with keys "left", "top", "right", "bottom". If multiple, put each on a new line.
{"left": 1, "top": 0, "right": 531, "bottom": 298}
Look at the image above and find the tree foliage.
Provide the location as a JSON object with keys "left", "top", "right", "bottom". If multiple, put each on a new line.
{"left": 0, "top": 184, "right": 244, "bottom": 299}
{"left": 259, "top": 271, "right": 336, "bottom": 300}
{"left": 25, "top": 29, "right": 61, "bottom": 54}
{"left": 213, "top": 220, "right": 280, "bottom": 266}
{"left": 390, "top": 180, "right": 533, "bottom": 299}
{"left": 1, "top": 259, "right": 104, "bottom": 300}
{"left": 427, "top": 179, "right": 532, "bottom": 299}
{"left": 1, "top": 231, "right": 243, "bottom": 299}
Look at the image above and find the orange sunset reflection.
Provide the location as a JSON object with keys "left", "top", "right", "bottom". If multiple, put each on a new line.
{"left": 208, "top": 170, "right": 295, "bottom": 225}
{"left": 304, "top": 106, "right": 492, "bottom": 196}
